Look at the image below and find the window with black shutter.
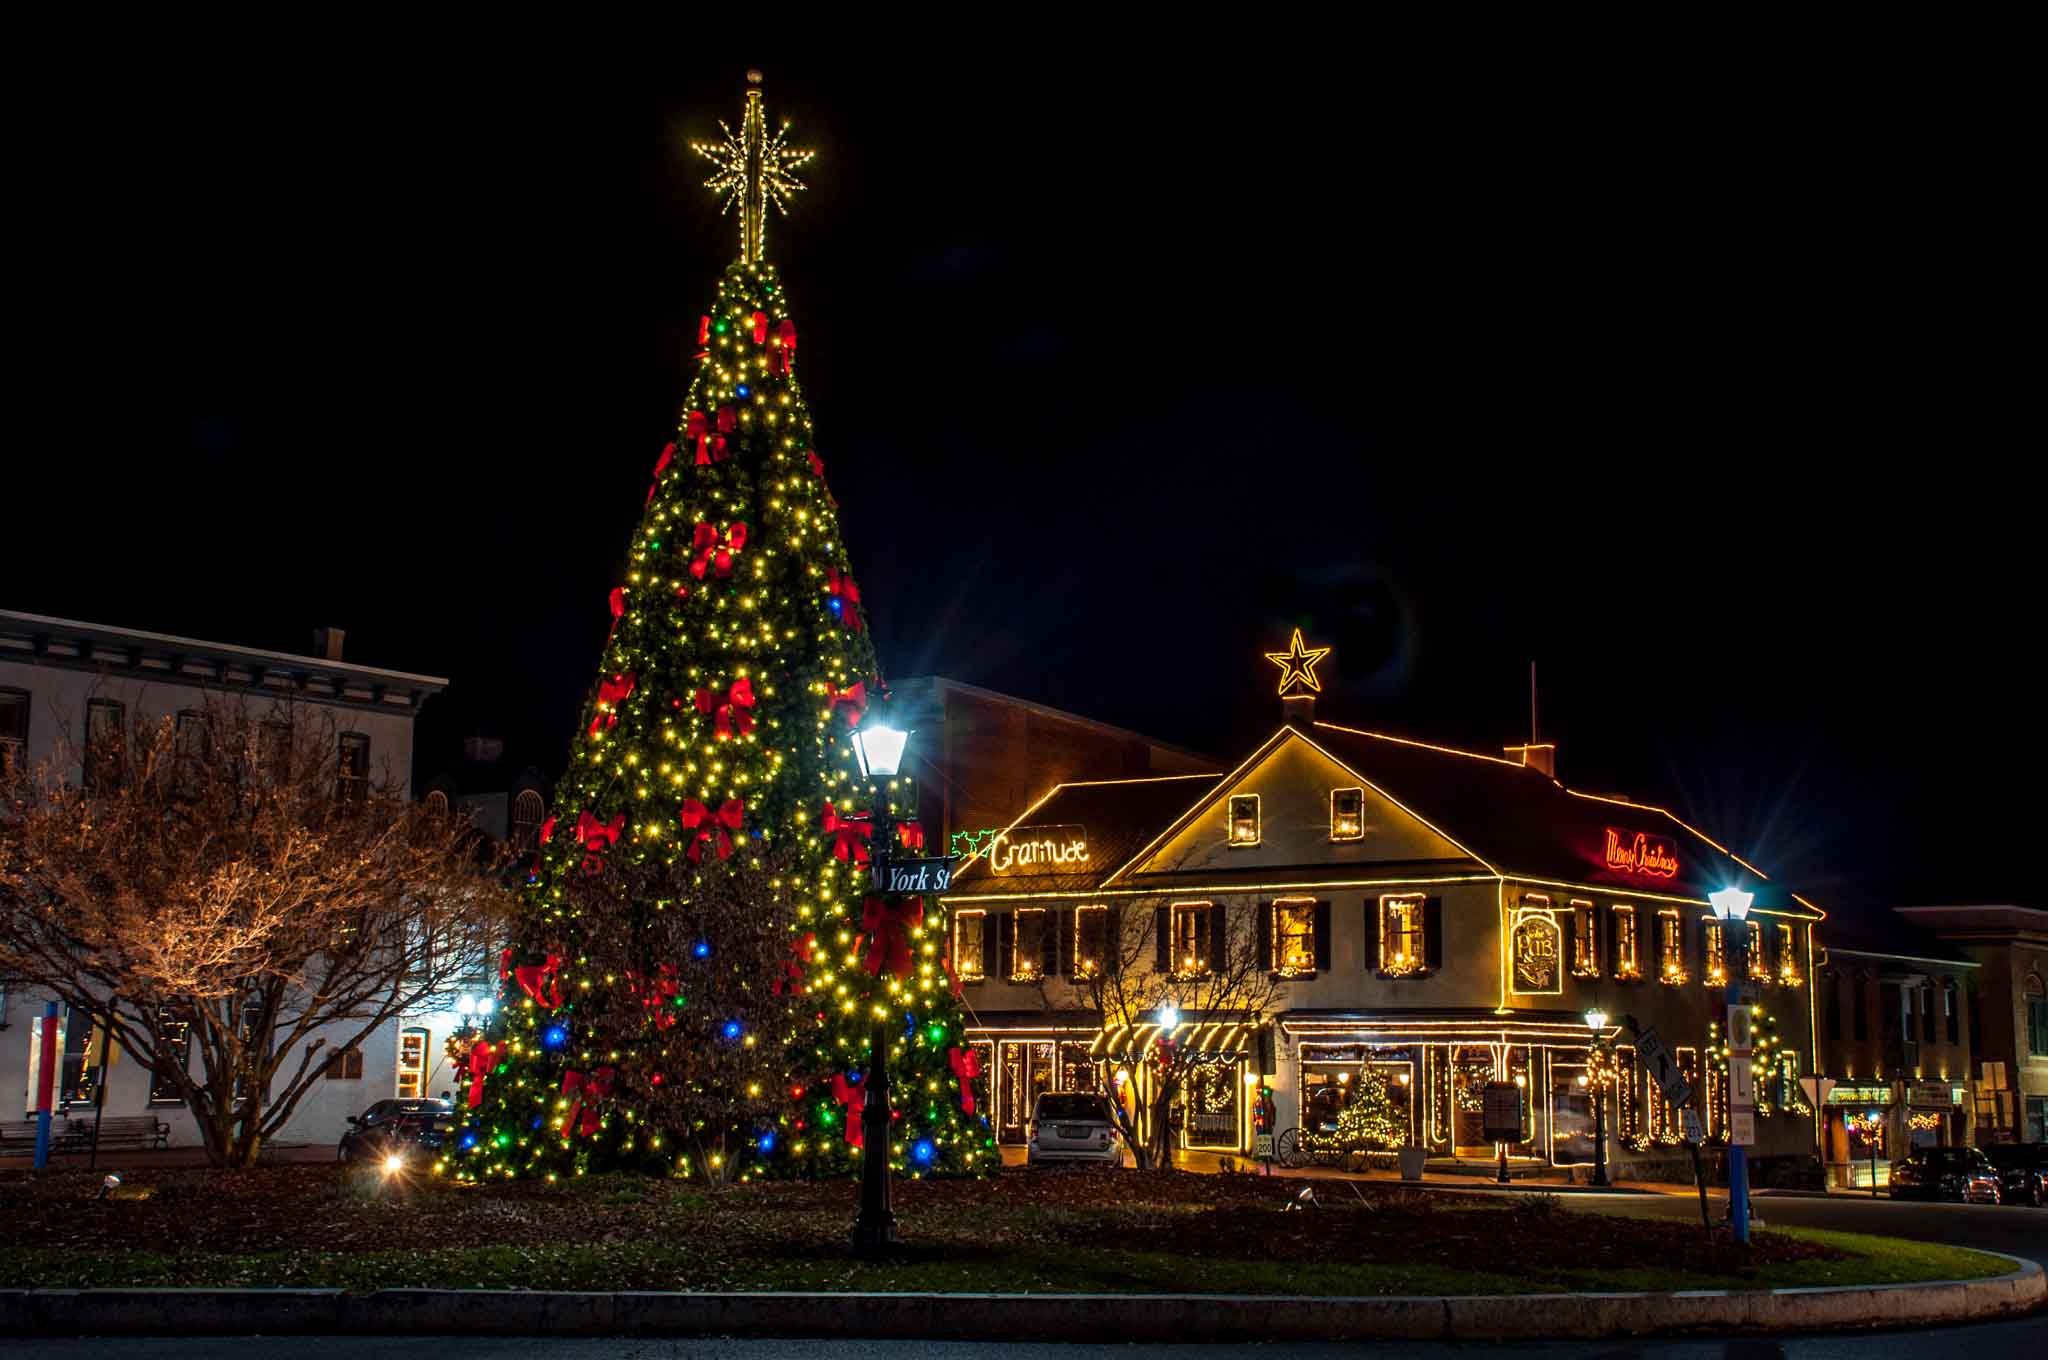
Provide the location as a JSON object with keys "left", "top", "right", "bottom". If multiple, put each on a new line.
{"left": 1271, "top": 898, "right": 1315, "bottom": 976}
{"left": 954, "top": 910, "right": 986, "bottom": 981}
{"left": 1012, "top": 909, "right": 1046, "bottom": 981}
{"left": 1423, "top": 897, "right": 1443, "bottom": 972}
{"left": 85, "top": 697, "right": 124, "bottom": 791}
{"left": 337, "top": 732, "right": 370, "bottom": 803}
{"left": 1611, "top": 905, "right": 1640, "bottom": 981}
{"left": 1377, "top": 894, "right": 1425, "bottom": 976}
{"left": 1314, "top": 900, "right": 1333, "bottom": 972}
{"left": 1169, "top": 902, "right": 1214, "bottom": 976}
{"left": 1074, "top": 906, "right": 1109, "bottom": 979}
{"left": 1255, "top": 903, "right": 1273, "bottom": 972}
{"left": 1209, "top": 901, "right": 1228, "bottom": 975}
{"left": 1046, "top": 908, "right": 1065, "bottom": 977}
{"left": 1825, "top": 972, "right": 1842, "bottom": 1040}
{"left": 996, "top": 911, "right": 1016, "bottom": 981}
{"left": 1154, "top": 906, "right": 1170, "bottom": 973}
{"left": 0, "top": 687, "right": 27, "bottom": 776}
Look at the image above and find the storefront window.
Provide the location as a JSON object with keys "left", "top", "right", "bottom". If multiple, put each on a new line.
{"left": 1057, "top": 1041, "right": 1103, "bottom": 1094}
{"left": 1170, "top": 902, "right": 1212, "bottom": 976}
{"left": 1073, "top": 906, "right": 1107, "bottom": 978}
{"left": 1379, "top": 895, "right": 1424, "bottom": 976}
{"left": 397, "top": 1027, "right": 429, "bottom": 1100}
{"left": 1010, "top": 909, "right": 1046, "bottom": 982}
{"left": 1301, "top": 1065, "right": 1352, "bottom": 1134}
{"left": 1658, "top": 910, "right": 1686, "bottom": 984}
{"left": 1329, "top": 787, "right": 1364, "bottom": 840}
{"left": 59, "top": 1006, "right": 102, "bottom": 1107}
{"left": 1227, "top": 795, "right": 1260, "bottom": 846}
{"left": 1181, "top": 1058, "right": 1243, "bottom": 1149}
{"left": 1273, "top": 898, "right": 1315, "bottom": 976}
{"left": 149, "top": 1006, "right": 192, "bottom": 1105}
{"left": 1612, "top": 906, "right": 1640, "bottom": 980}
{"left": 954, "top": 910, "right": 985, "bottom": 981}
{"left": 1571, "top": 901, "right": 1598, "bottom": 977}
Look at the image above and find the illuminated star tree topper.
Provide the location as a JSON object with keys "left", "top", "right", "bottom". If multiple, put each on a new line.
{"left": 1265, "top": 628, "right": 1331, "bottom": 696}
{"left": 693, "top": 69, "right": 814, "bottom": 263}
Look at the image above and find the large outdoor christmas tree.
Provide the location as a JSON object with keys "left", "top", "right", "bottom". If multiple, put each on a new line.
{"left": 454, "top": 73, "right": 993, "bottom": 1183}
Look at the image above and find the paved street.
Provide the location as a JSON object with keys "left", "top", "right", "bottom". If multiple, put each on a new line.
{"left": 7, "top": 1192, "right": 2040, "bottom": 1358}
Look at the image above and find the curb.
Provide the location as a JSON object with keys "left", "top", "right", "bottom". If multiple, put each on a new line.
{"left": 1, "top": 1257, "right": 2039, "bottom": 1341}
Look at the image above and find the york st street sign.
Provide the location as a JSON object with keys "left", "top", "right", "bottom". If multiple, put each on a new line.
{"left": 871, "top": 855, "right": 960, "bottom": 893}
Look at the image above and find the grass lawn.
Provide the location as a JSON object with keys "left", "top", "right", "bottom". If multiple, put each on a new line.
{"left": 0, "top": 1165, "right": 2012, "bottom": 1296}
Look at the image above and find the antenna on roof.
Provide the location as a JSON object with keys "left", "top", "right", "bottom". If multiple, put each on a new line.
{"left": 1529, "top": 660, "right": 1539, "bottom": 745}
{"left": 1505, "top": 662, "right": 1557, "bottom": 778}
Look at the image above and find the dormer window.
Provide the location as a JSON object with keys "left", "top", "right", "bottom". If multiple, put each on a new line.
{"left": 1329, "top": 787, "right": 1364, "bottom": 840}
{"left": 1227, "top": 795, "right": 1260, "bottom": 846}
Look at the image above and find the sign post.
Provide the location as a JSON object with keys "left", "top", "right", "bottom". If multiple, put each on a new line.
{"left": 1482, "top": 1082, "right": 1523, "bottom": 1185}
{"left": 28, "top": 1001, "right": 60, "bottom": 1170}
{"left": 1630, "top": 1017, "right": 1710, "bottom": 1230}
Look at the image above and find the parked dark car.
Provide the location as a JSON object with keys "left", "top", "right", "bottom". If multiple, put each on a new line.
{"left": 337, "top": 1098, "right": 455, "bottom": 1165}
{"left": 1888, "top": 1146, "right": 2001, "bottom": 1203}
{"left": 1983, "top": 1144, "right": 2047, "bottom": 1207}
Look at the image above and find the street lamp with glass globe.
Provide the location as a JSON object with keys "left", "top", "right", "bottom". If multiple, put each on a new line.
{"left": 849, "top": 721, "right": 912, "bottom": 1258}
{"left": 1709, "top": 886, "right": 1755, "bottom": 1245}
{"left": 1584, "top": 1005, "right": 1611, "bottom": 1187}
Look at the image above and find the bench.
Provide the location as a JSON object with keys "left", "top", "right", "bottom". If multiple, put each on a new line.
{"left": 70, "top": 1115, "right": 171, "bottom": 1151}
{"left": 0, "top": 1115, "right": 169, "bottom": 1154}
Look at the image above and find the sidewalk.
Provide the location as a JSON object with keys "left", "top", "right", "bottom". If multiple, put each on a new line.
{"left": 998, "top": 1144, "right": 1683, "bottom": 1196}
{"left": 0, "top": 1143, "right": 332, "bottom": 1172}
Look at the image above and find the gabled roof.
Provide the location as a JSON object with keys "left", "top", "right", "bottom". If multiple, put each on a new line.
{"left": 1302, "top": 721, "right": 1815, "bottom": 914}
{"left": 947, "top": 773, "right": 1224, "bottom": 896}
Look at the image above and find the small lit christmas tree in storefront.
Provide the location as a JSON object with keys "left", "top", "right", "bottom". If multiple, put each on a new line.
{"left": 458, "top": 72, "right": 992, "bottom": 1182}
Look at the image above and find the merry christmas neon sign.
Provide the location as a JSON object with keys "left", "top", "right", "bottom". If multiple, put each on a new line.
{"left": 1604, "top": 828, "right": 1680, "bottom": 880}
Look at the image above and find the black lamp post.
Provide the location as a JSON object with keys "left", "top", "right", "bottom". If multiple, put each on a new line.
{"left": 849, "top": 720, "right": 911, "bottom": 1259}
{"left": 1584, "top": 1006, "right": 1611, "bottom": 1188}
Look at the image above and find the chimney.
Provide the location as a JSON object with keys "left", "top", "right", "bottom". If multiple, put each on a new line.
{"left": 1504, "top": 743, "right": 1557, "bottom": 778}
{"left": 312, "top": 627, "right": 345, "bottom": 661}
{"left": 1282, "top": 693, "right": 1314, "bottom": 727}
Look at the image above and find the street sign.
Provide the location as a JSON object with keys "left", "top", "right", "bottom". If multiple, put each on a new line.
{"left": 1253, "top": 1133, "right": 1274, "bottom": 1159}
{"left": 1730, "top": 1111, "right": 1756, "bottom": 1146}
{"left": 1728, "top": 1055, "right": 1755, "bottom": 1109}
{"left": 1680, "top": 1108, "right": 1705, "bottom": 1144}
{"left": 870, "top": 855, "right": 959, "bottom": 894}
{"left": 1798, "top": 1076, "right": 1836, "bottom": 1110}
{"left": 1482, "top": 1082, "right": 1524, "bottom": 1142}
{"left": 1726, "top": 1005, "right": 1755, "bottom": 1054}
{"left": 1635, "top": 1025, "right": 1693, "bottom": 1110}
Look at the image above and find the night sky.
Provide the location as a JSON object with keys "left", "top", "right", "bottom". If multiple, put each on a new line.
{"left": 17, "top": 42, "right": 2034, "bottom": 919}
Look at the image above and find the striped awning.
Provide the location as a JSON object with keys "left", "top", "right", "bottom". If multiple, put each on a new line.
{"left": 1089, "top": 1020, "right": 1259, "bottom": 1059}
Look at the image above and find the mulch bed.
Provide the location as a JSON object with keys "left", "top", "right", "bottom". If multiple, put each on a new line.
{"left": 0, "top": 1164, "right": 1836, "bottom": 1281}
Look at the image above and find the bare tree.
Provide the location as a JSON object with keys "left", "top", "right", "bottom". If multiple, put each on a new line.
{"left": 0, "top": 694, "right": 516, "bottom": 1168}
{"left": 1024, "top": 895, "right": 1285, "bottom": 1170}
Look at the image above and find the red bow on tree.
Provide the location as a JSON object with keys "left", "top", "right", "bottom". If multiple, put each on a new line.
{"left": 820, "top": 802, "right": 871, "bottom": 866}
{"left": 862, "top": 894, "right": 925, "bottom": 980}
{"left": 685, "top": 409, "right": 733, "bottom": 465}
{"left": 560, "top": 1065, "right": 616, "bottom": 1138}
{"left": 826, "top": 568, "right": 863, "bottom": 632}
{"left": 608, "top": 586, "right": 626, "bottom": 638}
{"left": 829, "top": 1072, "right": 865, "bottom": 1148}
{"left": 576, "top": 811, "right": 624, "bottom": 877}
{"left": 589, "top": 672, "right": 635, "bottom": 737}
{"left": 680, "top": 797, "right": 744, "bottom": 862}
{"left": 538, "top": 815, "right": 556, "bottom": 844}
{"left": 948, "top": 1046, "right": 981, "bottom": 1114}
{"left": 897, "top": 820, "right": 927, "bottom": 853}
{"left": 807, "top": 450, "right": 825, "bottom": 478}
{"left": 465, "top": 1039, "right": 499, "bottom": 1108}
{"left": 693, "top": 676, "right": 756, "bottom": 739}
{"left": 750, "top": 310, "right": 769, "bottom": 345}
{"left": 773, "top": 931, "right": 816, "bottom": 996}
{"left": 768, "top": 318, "right": 797, "bottom": 375}
{"left": 648, "top": 443, "right": 676, "bottom": 505}
{"left": 629, "top": 964, "right": 680, "bottom": 1030}
{"left": 697, "top": 315, "right": 710, "bottom": 346}
{"left": 501, "top": 949, "right": 564, "bottom": 1009}
{"left": 825, "top": 680, "right": 867, "bottom": 728}
{"left": 690, "top": 521, "right": 748, "bottom": 580}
